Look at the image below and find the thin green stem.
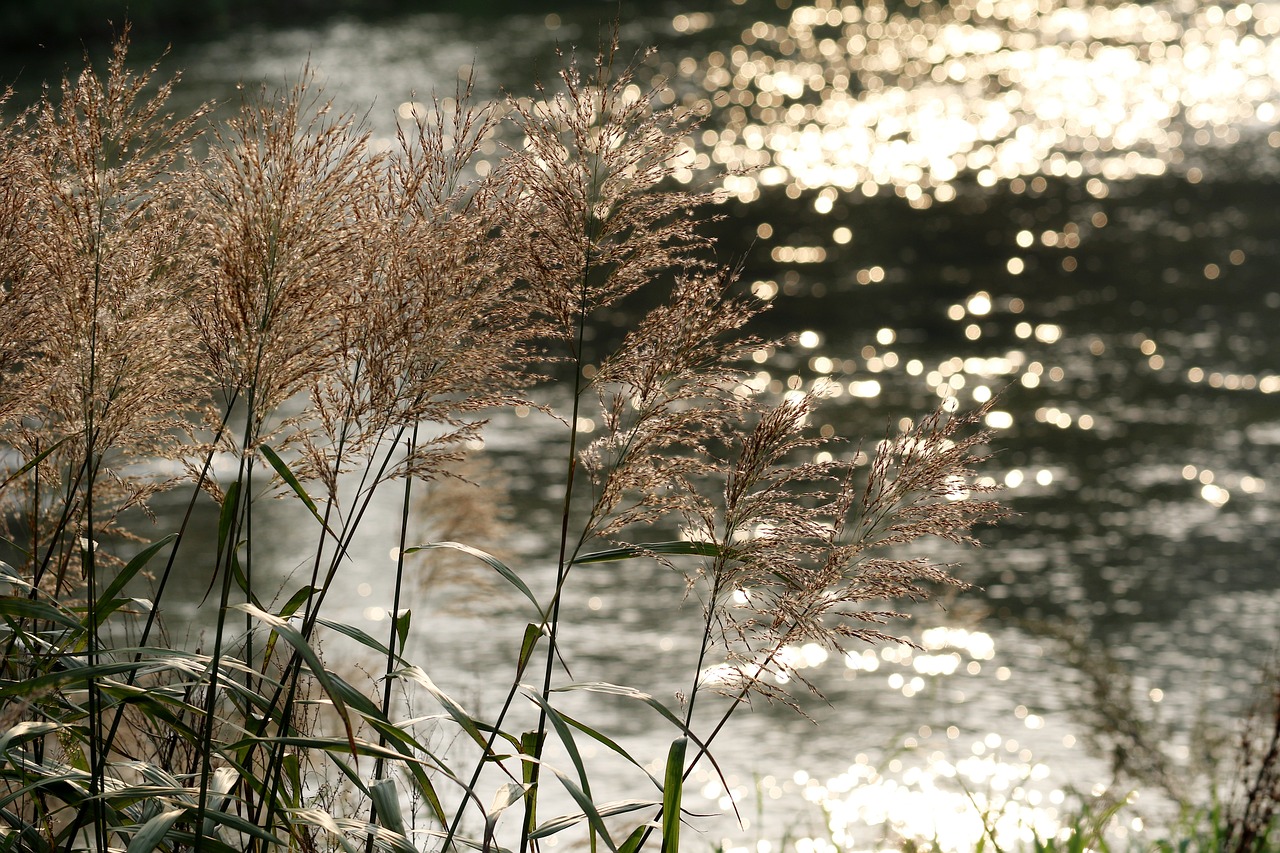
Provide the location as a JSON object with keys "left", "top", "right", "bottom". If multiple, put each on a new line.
{"left": 682, "top": 572, "right": 727, "bottom": 730}
{"left": 97, "top": 392, "right": 240, "bottom": 778}
{"left": 52, "top": 161, "right": 107, "bottom": 848}
{"left": 520, "top": 259, "right": 594, "bottom": 853}
{"left": 195, "top": 369, "right": 265, "bottom": 851}
{"left": 256, "top": 413, "right": 419, "bottom": 839}
{"left": 366, "top": 422, "right": 419, "bottom": 852}
{"left": 243, "top": 365, "right": 364, "bottom": 834}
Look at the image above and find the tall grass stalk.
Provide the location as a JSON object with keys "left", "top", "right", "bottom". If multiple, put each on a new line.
{"left": 0, "top": 34, "right": 1006, "bottom": 852}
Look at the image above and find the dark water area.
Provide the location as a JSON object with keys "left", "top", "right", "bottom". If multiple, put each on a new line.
{"left": 4, "top": 0, "right": 1279, "bottom": 846}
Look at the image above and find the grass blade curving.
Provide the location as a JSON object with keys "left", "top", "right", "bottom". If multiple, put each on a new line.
{"left": 659, "top": 737, "right": 686, "bottom": 853}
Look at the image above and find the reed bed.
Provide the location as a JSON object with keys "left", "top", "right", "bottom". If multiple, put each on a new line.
{"left": 0, "top": 34, "right": 1007, "bottom": 852}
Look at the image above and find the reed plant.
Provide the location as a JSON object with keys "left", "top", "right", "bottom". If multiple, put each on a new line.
{"left": 0, "top": 33, "right": 1004, "bottom": 852}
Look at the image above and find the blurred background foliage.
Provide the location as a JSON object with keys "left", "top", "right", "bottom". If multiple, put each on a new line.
{"left": 0, "top": 0, "right": 641, "bottom": 52}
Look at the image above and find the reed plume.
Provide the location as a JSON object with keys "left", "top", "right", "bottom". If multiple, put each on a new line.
{"left": 686, "top": 400, "right": 1005, "bottom": 706}
{"left": 500, "top": 44, "right": 716, "bottom": 339}
{"left": 0, "top": 35, "right": 205, "bottom": 589}
{"left": 294, "top": 92, "right": 533, "bottom": 495}
{"left": 0, "top": 87, "right": 39, "bottom": 427}
{"left": 189, "top": 74, "right": 377, "bottom": 448}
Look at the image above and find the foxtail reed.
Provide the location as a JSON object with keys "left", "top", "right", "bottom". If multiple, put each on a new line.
{"left": 0, "top": 34, "right": 1003, "bottom": 853}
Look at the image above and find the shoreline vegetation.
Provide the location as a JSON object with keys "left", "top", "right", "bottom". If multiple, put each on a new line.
{"left": 0, "top": 27, "right": 1274, "bottom": 853}
{"left": 0, "top": 29, "right": 1005, "bottom": 853}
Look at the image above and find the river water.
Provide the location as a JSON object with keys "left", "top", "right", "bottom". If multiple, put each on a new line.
{"left": 11, "top": 0, "right": 1280, "bottom": 848}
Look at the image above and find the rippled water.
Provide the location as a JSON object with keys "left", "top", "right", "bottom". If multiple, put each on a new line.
{"left": 12, "top": 0, "right": 1280, "bottom": 847}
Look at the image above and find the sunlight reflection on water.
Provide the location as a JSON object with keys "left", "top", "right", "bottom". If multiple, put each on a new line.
{"left": 668, "top": 0, "right": 1280, "bottom": 205}
{"left": 687, "top": 628, "right": 1060, "bottom": 848}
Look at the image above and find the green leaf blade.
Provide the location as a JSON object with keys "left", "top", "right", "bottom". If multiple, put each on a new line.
{"left": 571, "top": 541, "right": 721, "bottom": 565}
{"left": 660, "top": 738, "right": 687, "bottom": 853}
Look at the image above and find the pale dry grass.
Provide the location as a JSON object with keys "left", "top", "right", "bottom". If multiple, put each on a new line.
{"left": 0, "top": 33, "right": 1006, "bottom": 853}
{"left": 0, "top": 36, "right": 206, "bottom": 593}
